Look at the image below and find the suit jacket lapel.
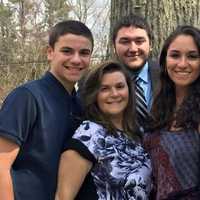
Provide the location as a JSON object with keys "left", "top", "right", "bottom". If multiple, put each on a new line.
{"left": 148, "top": 59, "right": 160, "bottom": 98}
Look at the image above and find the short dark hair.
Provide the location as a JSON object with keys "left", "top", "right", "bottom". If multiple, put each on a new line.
{"left": 152, "top": 25, "right": 200, "bottom": 130}
{"left": 48, "top": 20, "right": 94, "bottom": 49}
{"left": 112, "top": 13, "right": 152, "bottom": 44}
{"left": 81, "top": 61, "right": 138, "bottom": 139}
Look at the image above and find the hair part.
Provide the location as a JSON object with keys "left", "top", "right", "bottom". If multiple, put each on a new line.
{"left": 48, "top": 20, "right": 94, "bottom": 50}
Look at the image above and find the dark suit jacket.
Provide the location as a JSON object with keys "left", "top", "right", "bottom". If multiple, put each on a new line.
{"left": 148, "top": 59, "right": 160, "bottom": 101}
{"left": 138, "top": 59, "right": 160, "bottom": 132}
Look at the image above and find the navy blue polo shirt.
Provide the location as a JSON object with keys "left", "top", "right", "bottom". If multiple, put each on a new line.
{"left": 0, "top": 72, "right": 82, "bottom": 200}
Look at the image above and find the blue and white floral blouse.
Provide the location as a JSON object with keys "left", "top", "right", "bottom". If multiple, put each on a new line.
{"left": 67, "top": 120, "right": 152, "bottom": 200}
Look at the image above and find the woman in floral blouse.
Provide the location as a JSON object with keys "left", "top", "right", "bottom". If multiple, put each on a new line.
{"left": 55, "top": 61, "right": 152, "bottom": 200}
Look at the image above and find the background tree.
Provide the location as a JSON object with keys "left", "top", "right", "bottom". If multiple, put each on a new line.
{"left": 2, "top": 0, "right": 200, "bottom": 103}
{"left": 44, "top": 0, "right": 70, "bottom": 28}
{"left": 68, "top": 0, "right": 110, "bottom": 62}
{"left": 110, "top": 0, "right": 200, "bottom": 58}
{"left": 0, "top": 0, "right": 110, "bottom": 103}
{"left": 0, "top": 1, "right": 14, "bottom": 65}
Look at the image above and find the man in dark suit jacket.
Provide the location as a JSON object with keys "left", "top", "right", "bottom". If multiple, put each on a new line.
{"left": 112, "top": 13, "right": 160, "bottom": 132}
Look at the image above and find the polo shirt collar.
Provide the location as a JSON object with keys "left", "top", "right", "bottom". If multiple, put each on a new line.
{"left": 43, "top": 71, "right": 76, "bottom": 97}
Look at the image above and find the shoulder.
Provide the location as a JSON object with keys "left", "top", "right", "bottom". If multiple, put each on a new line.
{"left": 147, "top": 59, "right": 161, "bottom": 92}
{"left": 72, "top": 121, "right": 107, "bottom": 151}
{"left": 147, "top": 59, "right": 160, "bottom": 77}
{"left": 3, "top": 85, "right": 37, "bottom": 105}
{"left": 73, "top": 120, "right": 106, "bottom": 140}
{"left": 148, "top": 59, "right": 160, "bottom": 75}
{"left": 71, "top": 121, "right": 107, "bottom": 159}
{"left": 21, "top": 75, "right": 54, "bottom": 102}
{"left": 2, "top": 78, "right": 45, "bottom": 104}
{"left": 23, "top": 78, "right": 44, "bottom": 93}
{"left": 148, "top": 59, "right": 160, "bottom": 69}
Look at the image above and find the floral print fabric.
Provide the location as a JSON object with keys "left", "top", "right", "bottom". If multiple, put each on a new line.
{"left": 72, "top": 120, "right": 152, "bottom": 200}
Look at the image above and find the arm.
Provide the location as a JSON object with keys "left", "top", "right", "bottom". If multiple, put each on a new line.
{"left": 55, "top": 150, "right": 92, "bottom": 200}
{"left": 0, "top": 136, "right": 20, "bottom": 200}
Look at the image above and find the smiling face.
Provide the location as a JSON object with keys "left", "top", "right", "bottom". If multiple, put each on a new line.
{"left": 114, "top": 26, "right": 150, "bottom": 71}
{"left": 47, "top": 33, "right": 92, "bottom": 92}
{"left": 97, "top": 71, "right": 129, "bottom": 126}
{"left": 166, "top": 34, "right": 200, "bottom": 94}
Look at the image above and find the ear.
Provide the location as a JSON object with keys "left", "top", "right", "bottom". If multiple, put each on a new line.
{"left": 47, "top": 46, "right": 54, "bottom": 61}
{"left": 112, "top": 42, "right": 117, "bottom": 55}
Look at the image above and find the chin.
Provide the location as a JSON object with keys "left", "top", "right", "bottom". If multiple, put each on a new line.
{"left": 128, "top": 65, "right": 144, "bottom": 71}
{"left": 129, "top": 59, "right": 147, "bottom": 69}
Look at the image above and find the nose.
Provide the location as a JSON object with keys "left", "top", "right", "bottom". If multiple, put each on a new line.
{"left": 129, "top": 41, "right": 138, "bottom": 52}
{"left": 70, "top": 53, "right": 81, "bottom": 65}
{"left": 110, "top": 88, "right": 119, "bottom": 97}
{"left": 177, "top": 56, "right": 188, "bottom": 68}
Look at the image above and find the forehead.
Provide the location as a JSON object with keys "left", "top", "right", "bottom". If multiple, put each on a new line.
{"left": 101, "top": 71, "right": 126, "bottom": 84}
{"left": 168, "top": 35, "right": 198, "bottom": 51}
{"left": 116, "top": 26, "right": 149, "bottom": 40}
{"left": 55, "top": 33, "right": 93, "bottom": 50}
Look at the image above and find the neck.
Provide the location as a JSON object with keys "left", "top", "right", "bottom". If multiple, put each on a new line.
{"left": 125, "top": 64, "right": 142, "bottom": 76}
{"left": 49, "top": 71, "right": 75, "bottom": 94}
{"left": 175, "top": 86, "right": 188, "bottom": 108}
{"left": 110, "top": 116, "right": 123, "bottom": 131}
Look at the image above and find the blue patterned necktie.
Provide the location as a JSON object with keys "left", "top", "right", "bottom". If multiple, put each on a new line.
{"left": 134, "top": 76, "right": 149, "bottom": 120}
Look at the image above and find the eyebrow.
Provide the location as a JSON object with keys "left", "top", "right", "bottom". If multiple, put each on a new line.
{"left": 168, "top": 49, "right": 199, "bottom": 53}
{"left": 60, "top": 47, "right": 72, "bottom": 50}
{"left": 101, "top": 81, "right": 125, "bottom": 86}
{"left": 119, "top": 36, "right": 146, "bottom": 40}
{"left": 60, "top": 47, "right": 91, "bottom": 52}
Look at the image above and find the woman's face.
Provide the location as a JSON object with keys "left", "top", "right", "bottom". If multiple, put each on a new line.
{"left": 97, "top": 71, "right": 129, "bottom": 122}
{"left": 166, "top": 34, "right": 200, "bottom": 93}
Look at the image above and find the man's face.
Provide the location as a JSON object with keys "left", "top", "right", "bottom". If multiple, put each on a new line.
{"left": 47, "top": 33, "right": 92, "bottom": 92}
{"left": 114, "top": 26, "right": 150, "bottom": 71}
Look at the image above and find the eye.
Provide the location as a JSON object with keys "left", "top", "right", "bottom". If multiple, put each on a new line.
{"left": 168, "top": 53, "right": 180, "bottom": 59}
{"left": 99, "top": 86, "right": 109, "bottom": 92}
{"left": 60, "top": 48, "right": 72, "bottom": 55}
{"left": 119, "top": 38, "right": 130, "bottom": 45}
{"left": 134, "top": 38, "right": 145, "bottom": 45}
{"left": 80, "top": 49, "right": 91, "bottom": 57}
{"left": 187, "top": 53, "right": 200, "bottom": 60}
{"left": 116, "top": 83, "right": 125, "bottom": 89}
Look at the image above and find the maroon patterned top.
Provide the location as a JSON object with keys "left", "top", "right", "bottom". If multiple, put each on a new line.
{"left": 144, "top": 130, "right": 200, "bottom": 200}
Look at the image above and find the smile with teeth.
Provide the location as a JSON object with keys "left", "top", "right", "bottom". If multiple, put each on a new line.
{"left": 126, "top": 53, "right": 142, "bottom": 60}
{"left": 175, "top": 71, "right": 191, "bottom": 75}
{"left": 127, "top": 53, "right": 140, "bottom": 57}
{"left": 173, "top": 71, "right": 192, "bottom": 79}
{"left": 175, "top": 71, "right": 190, "bottom": 74}
{"left": 64, "top": 65, "right": 83, "bottom": 71}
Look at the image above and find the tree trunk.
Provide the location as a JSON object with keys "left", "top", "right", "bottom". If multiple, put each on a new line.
{"left": 110, "top": 0, "right": 200, "bottom": 58}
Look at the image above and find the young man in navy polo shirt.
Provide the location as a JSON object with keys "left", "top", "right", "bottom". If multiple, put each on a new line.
{"left": 0, "top": 20, "right": 93, "bottom": 200}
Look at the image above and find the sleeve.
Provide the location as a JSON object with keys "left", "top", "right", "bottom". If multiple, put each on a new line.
{"left": 0, "top": 86, "right": 37, "bottom": 146}
{"left": 65, "top": 121, "right": 106, "bottom": 164}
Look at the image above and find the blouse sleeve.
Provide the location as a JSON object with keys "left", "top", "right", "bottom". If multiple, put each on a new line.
{"left": 66, "top": 121, "right": 107, "bottom": 164}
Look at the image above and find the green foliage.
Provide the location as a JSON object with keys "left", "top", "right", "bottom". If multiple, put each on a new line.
{"left": 0, "top": 0, "right": 69, "bottom": 102}
{"left": 0, "top": 0, "right": 110, "bottom": 104}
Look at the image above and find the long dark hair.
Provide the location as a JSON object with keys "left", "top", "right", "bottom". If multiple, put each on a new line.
{"left": 151, "top": 25, "right": 200, "bottom": 131}
{"left": 81, "top": 61, "right": 138, "bottom": 139}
